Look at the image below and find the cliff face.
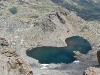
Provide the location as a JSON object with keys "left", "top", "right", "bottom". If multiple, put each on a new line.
{"left": 0, "top": 38, "right": 33, "bottom": 75}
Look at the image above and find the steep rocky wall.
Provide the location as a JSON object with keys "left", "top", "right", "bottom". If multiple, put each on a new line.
{"left": 0, "top": 38, "right": 33, "bottom": 75}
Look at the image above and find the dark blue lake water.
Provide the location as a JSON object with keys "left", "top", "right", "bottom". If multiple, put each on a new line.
{"left": 26, "top": 36, "right": 91, "bottom": 64}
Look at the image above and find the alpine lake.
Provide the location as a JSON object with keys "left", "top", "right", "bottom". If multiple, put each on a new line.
{"left": 26, "top": 36, "right": 92, "bottom": 64}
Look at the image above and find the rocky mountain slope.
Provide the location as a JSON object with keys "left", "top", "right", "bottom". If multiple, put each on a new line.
{"left": 51, "top": 0, "right": 100, "bottom": 21}
{"left": 0, "top": 0, "right": 100, "bottom": 75}
{"left": 0, "top": 0, "right": 56, "bottom": 23}
{"left": 0, "top": 38, "right": 33, "bottom": 75}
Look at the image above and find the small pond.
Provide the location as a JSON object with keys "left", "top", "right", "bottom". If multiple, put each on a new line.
{"left": 26, "top": 36, "right": 92, "bottom": 64}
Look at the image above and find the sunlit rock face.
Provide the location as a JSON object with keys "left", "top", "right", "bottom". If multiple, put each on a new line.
{"left": 26, "top": 36, "right": 92, "bottom": 64}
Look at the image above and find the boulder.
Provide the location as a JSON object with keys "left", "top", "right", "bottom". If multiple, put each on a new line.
{"left": 97, "top": 50, "right": 100, "bottom": 65}
{"left": 0, "top": 38, "right": 33, "bottom": 75}
{"left": 84, "top": 67, "right": 100, "bottom": 75}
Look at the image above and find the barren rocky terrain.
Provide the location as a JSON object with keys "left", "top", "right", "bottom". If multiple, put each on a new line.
{"left": 0, "top": 0, "right": 100, "bottom": 75}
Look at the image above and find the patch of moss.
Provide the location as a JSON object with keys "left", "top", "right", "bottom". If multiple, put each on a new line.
{"left": 9, "top": 7, "right": 17, "bottom": 14}
{"left": 30, "top": 15, "right": 39, "bottom": 18}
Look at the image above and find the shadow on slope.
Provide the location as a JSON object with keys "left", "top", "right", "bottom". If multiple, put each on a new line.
{"left": 51, "top": 0, "right": 100, "bottom": 21}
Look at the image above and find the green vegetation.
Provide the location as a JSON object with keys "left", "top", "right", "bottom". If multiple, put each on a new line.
{"left": 9, "top": 7, "right": 17, "bottom": 14}
{"left": 30, "top": 15, "right": 39, "bottom": 18}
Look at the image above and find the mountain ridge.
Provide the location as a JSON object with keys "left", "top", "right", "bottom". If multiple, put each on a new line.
{"left": 51, "top": 0, "right": 100, "bottom": 21}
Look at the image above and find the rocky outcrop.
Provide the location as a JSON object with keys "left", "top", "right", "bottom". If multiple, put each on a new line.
{"left": 24, "top": 7, "right": 76, "bottom": 48}
{"left": 84, "top": 67, "right": 100, "bottom": 75}
{"left": 34, "top": 7, "right": 71, "bottom": 33}
{"left": 73, "top": 50, "right": 100, "bottom": 75}
{"left": 7, "top": 56, "right": 33, "bottom": 75}
{"left": 0, "top": 38, "right": 33, "bottom": 75}
{"left": 0, "top": 37, "right": 9, "bottom": 46}
{"left": 83, "top": 50, "right": 100, "bottom": 75}
{"left": 97, "top": 50, "right": 100, "bottom": 65}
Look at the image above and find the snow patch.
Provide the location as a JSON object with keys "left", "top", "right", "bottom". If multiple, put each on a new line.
{"left": 73, "top": 60, "right": 80, "bottom": 63}
{"left": 41, "top": 64, "right": 49, "bottom": 69}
